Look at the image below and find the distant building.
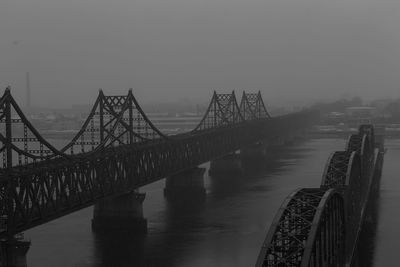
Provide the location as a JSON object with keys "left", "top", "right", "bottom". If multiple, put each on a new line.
{"left": 45, "top": 114, "right": 57, "bottom": 122}
{"left": 327, "top": 111, "right": 345, "bottom": 119}
{"left": 345, "top": 107, "right": 377, "bottom": 118}
{"left": 319, "top": 111, "right": 346, "bottom": 125}
{"left": 345, "top": 107, "right": 377, "bottom": 126}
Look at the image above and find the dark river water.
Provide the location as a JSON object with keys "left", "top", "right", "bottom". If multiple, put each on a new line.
{"left": 23, "top": 138, "right": 399, "bottom": 266}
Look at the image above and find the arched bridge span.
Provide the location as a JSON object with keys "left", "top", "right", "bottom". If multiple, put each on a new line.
{"left": 256, "top": 124, "right": 384, "bottom": 266}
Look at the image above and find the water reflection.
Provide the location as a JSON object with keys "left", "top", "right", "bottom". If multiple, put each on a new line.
{"left": 91, "top": 141, "right": 314, "bottom": 267}
{"left": 93, "top": 190, "right": 207, "bottom": 266}
{"left": 355, "top": 175, "right": 381, "bottom": 267}
{"left": 210, "top": 143, "right": 312, "bottom": 198}
{"left": 26, "top": 139, "right": 347, "bottom": 267}
{"left": 93, "top": 231, "right": 147, "bottom": 267}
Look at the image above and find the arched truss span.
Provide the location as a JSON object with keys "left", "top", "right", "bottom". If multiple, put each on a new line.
{"left": 320, "top": 151, "right": 362, "bottom": 247}
{"left": 257, "top": 124, "right": 377, "bottom": 267}
{"left": 359, "top": 124, "right": 374, "bottom": 151}
{"left": 320, "top": 137, "right": 375, "bottom": 261}
{"left": 320, "top": 151, "right": 356, "bottom": 188}
{"left": 255, "top": 188, "right": 345, "bottom": 267}
{"left": 345, "top": 125, "right": 375, "bottom": 180}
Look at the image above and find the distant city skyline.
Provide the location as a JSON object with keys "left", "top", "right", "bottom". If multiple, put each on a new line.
{"left": 4, "top": 74, "right": 394, "bottom": 110}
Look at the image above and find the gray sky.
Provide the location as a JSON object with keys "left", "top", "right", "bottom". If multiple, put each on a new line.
{"left": 1, "top": 0, "right": 400, "bottom": 108}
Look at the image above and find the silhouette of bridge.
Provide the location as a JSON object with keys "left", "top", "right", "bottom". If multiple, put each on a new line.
{"left": 0, "top": 87, "right": 317, "bottom": 265}
{"left": 256, "top": 124, "right": 385, "bottom": 267}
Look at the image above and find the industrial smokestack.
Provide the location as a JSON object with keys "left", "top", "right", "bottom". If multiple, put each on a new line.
{"left": 26, "top": 72, "right": 31, "bottom": 108}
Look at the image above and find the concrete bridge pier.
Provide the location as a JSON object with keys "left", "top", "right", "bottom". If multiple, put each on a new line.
{"left": 0, "top": 237, "right": 30, "bottom": 267}
{"left": 209, "top": 153, "right": 243, "bottom": 175}
{"left": 92, "top": 191, "right": 147, "bottom": 233}
{"left": 164, "top": 167, "right": 206, "bottom": 199}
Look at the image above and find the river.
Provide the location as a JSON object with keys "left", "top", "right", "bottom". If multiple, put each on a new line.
{"left": 23, "top": 138, "right": 397, "bottom": 266}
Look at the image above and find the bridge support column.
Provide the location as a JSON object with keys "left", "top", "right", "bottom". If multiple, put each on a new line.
{"left": 164, "top": 167, "right": 206, "bottom": 199}
{"left": 209, "top": 154, "right": 243, "bottom": 175}
{"left": 0, "top": 237, "right": 30, "bottom": 267}
{"left": 92, "top": 191, "right": 147, "bottom": 233}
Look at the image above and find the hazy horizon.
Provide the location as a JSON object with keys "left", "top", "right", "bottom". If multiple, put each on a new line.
{"left": 2, "top": 0, "right": 400, "bottom": 108}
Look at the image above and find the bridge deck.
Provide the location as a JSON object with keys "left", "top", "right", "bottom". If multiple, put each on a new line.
{"left": 0, "top": 88, "right": 317, "bottom": 238}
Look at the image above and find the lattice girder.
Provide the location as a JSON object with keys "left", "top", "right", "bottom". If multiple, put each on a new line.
{"left": 258, "top": 124, "right": 377, "bottom": 267}
{"left": 320, "top": 150, "right": 362, "bottom": 256}
{"left": 319, "top": 124, "right": 377, "bottom": 262}
{"left": 256, "top": 188, "right": 345, "bottom": 267}
{"left": 0, "top": 88, "right": 67, "bottom": 169}
{"left": 0, "top": 88, "right": 167, "bottom": 169}
{"left": 239, "top": 91, "right": 271, "bottom": 120}
{"left": 193, "top": 91, "right": 244, "bottom": 131}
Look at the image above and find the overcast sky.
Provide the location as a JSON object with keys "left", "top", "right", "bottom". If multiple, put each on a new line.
{"left": 1, "top": 0, "right": 400, "bottom": 108}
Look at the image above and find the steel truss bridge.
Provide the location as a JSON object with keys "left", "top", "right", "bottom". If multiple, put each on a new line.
{"left": 256, "top": 124, "right": 385, "bottom": 267}
{"left": 0, "top": 88, "right": 317, "bottom": 239}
